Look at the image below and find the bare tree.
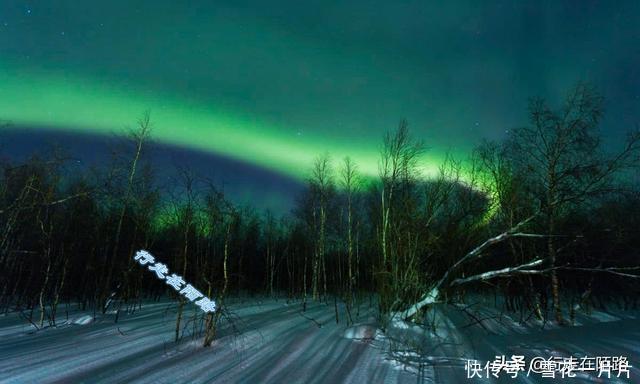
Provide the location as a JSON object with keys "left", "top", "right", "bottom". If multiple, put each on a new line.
{"left": 264, "top": 211, "right": 277, "bottom": 297}
{"left": 508, "top": 83, "right": 640, "bottom": 322}
{"left": 102, "top": 112, "right": 152, "bottom": 312}
{"left": 377, "top": 120, "right": 424, "bottom": 314}
{"left": 340, "top": 156, "right": 360, "bottom": 324}
{"left": 172, "top": 168, "right": 198, "bottom": 342}
{"left": 309, "top": 154, "right": 334, "bottom": 301}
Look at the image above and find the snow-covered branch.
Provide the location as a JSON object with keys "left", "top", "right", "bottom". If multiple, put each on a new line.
{"left": 449, "top": 259, "right": 545, "bottom": 286}
{"left": 391, "top": 288, "right": 439, "bottom": 322}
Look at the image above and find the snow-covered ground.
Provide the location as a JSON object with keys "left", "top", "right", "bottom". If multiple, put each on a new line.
{"left": 1, "top": 297, "right": 638, "bottom": 383}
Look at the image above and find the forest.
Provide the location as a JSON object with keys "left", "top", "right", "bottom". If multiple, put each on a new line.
{"left": 1, "top": 83, "right": 640, "bottom": 353}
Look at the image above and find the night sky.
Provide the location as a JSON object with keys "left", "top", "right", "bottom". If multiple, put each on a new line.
{"left": 1, "top": 1, "right": 639, "bottom": 211}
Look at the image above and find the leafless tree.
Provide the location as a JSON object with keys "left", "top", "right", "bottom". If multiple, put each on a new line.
{"left": 102, "top": 111, "right": 152, "bottom": 313}
{"left": 507, "top": 83, "right": 640, "bottom": 322}
{"left": 377, "top": 120, "right": 424, "bottom": 314}
{"left": 340, "top": 156, "right": 360, "bottom": 324}
{"left": 309, "top": 153, "right": 334, "bottom": 301}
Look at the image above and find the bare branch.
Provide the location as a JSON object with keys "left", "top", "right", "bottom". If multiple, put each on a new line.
{"left": 449, "top": 259, "right": 544, "bottom": 286}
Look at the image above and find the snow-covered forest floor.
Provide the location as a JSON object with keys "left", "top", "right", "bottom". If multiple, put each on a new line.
{"left": 1, "top": 296, "right": 639, "bottom": 383}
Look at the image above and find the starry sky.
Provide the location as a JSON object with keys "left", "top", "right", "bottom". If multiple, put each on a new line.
{"left": 1, "top": 1, "right": 639, "bottom": 211}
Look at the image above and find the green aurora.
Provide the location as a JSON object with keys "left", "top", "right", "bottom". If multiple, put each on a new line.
{"left": 1, "top": 0, "right": 638, "bottom": 197}
{"left": 0, "top": 61, "right": 444, "bottom": 181}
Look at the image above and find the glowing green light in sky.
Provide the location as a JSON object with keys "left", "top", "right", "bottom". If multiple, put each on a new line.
{"left": 0, "top": 64, "right": 447, "bottom": 182}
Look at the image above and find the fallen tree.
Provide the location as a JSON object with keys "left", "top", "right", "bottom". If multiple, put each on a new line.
{"left": 394, "top": 213, "right": 640, "bottom": 321}
{"left": 393, "top": 215, "right": 539, "bottom": 320}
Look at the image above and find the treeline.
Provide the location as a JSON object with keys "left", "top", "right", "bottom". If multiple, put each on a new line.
{"left": 1, "top": 83, "right": 639, "bottom": 341}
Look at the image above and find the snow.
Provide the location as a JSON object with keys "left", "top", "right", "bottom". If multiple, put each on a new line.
{"left": 0, "top": 299, "right": 413, "bottom": 383}
{"left": 1, "top": 296, "right": 639, "bottom": 383}
{"left": 343, "top": 324, "right": 378, "bottom": 340}
{"left": 72, "top": 315, "right": 94, "bottom": 325}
